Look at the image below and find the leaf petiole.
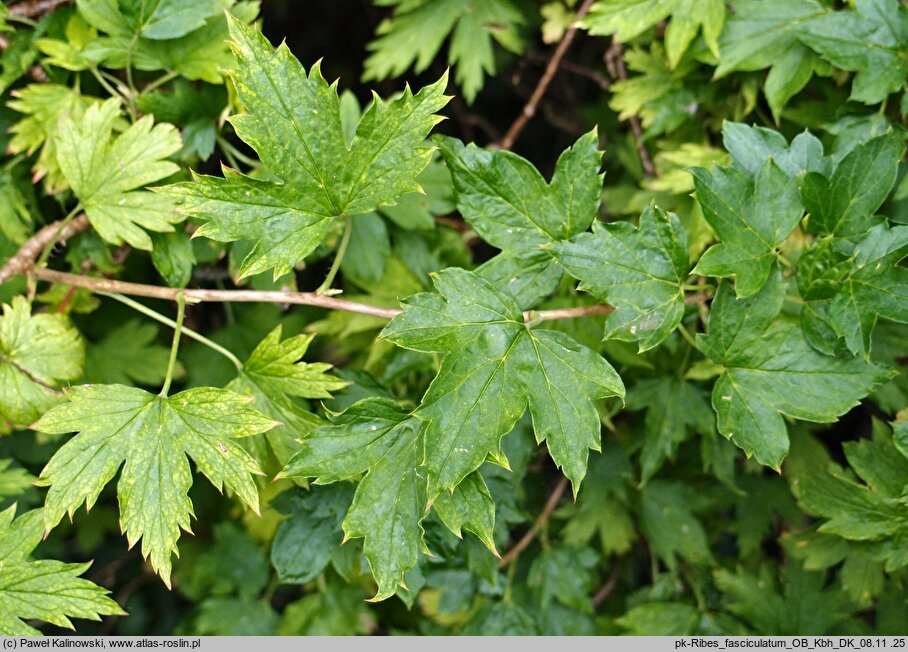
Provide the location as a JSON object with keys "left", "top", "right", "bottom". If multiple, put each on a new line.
{"left": 100, "top": 292, "right": 244, "bottom": 372}
{"left": 316, "top": 215, "right": 353, "bottom": 295}
{"left": 29, "top": 204, "right": 83, "bottom": 300}
{"left": 160, "top": 292, "right": 185, "bottom": 397}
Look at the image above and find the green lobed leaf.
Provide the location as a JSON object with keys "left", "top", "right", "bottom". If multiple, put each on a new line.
{"left": 551, "top": 204, "right": 689, "bottom": 351}
{"left": 33, "top": 384, "right": 278, "bottom": 586}
{"left": 787, "top": 426, "right": 908, "bottom": 569}
{"left": 715, "top": 0, "right": 825, "bottom": 77}
{"left": 363, "top": 0, "right": 524, "bottom": 104}
{"left": 227, "top": 326, "right": 346, "bottom": 467}
{"left": 82, "top": 320, "right": 172, "bottom": 387}
{"left": 280, "top": 398, "right": 426, "bottom": 601}
{"left": 627, "top": 375, "right": 715, "bottom": 483}
{"left": 0, "top": 505, "right": 124, "bottom": 635}
{"left": 381, "top": 267, "right": 625, "bottom": 497}
{"left": 794, "top": 0, "right": 908, "bottom": 105}
{"left": 0, "top": 296, "right": 84, "bottom": 432}
{"left": 721, "top": 122, "right": 828, "bottom": 179}
{"left": 582, "top": 0, "right": 724, "bottom": 66}
{"left": 56, "top": 98, "right": 183, "bottom": 250}
{"left": 0, "top": 459, "right": 35, "bottom": 499}
{"left": 161, "top": 15, "right": 449, "bottom": 279}
{"left": 270, "top": 484, "right": 354, "bottom": 585}
{"left": 804, "top": 224, "right": 908, "bottom": 357}
{"left": 527, "top": 545, "right": 598, "bottom": 614}
{"left": 802, "top": 132, "right": 905, "bottom": 239}
{"left": 691, "top": 158, "right": 803, "bottom": 298}
{"left": 698, "top": 273, "right": 889, "bottom": 469}
{"left": 437, "top": 130, "right": 602, "bottom": 308}
{"left": 432, "top": 470, "right": 497, "bottom": 555}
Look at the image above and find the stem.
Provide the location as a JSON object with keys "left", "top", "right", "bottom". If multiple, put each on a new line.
{"left": 124, "top": 35, "right": 139, "bottom": 121}
{"left": 101, "top": 292, "right": 243, "bottom": 372}
{"left": 496, "top": 0, "right": 596, "bottom": 150}
{"left": 317, "top": 215, "right": 352, "bottom": 295}
{"left": 160, "top": 293, "right": 185, "bottom": 397}
{"left": 27, "top": 268, "right": 712, "bottom": 325}
{"left": 499, "top": 475, "right": 569, "bottom": 567}
{"left": 217, "top": 137, "right": 260, "bottom": 169}
{"left": 29, "top": 206, "right": 82, "bottom": 299}
{"left": 34, "top": 205, "right": 81, "bottom": 272}
{"left": 677, "top": 322, "right": 698, "bottom": 348}
{"left": 141, "top": 70, "right": 178, "bottom": 95}
{"left": 90, "top": 67, "right": 127, "bottom": 103}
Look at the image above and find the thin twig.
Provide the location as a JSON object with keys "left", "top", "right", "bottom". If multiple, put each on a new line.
{"left": 8, "top": 0, "right": 71, "bottom": 18}
{"left": 525, "top": 52, "right": 612, "bottom": 90}
{"left": 499, "top": 476, "right": 569, "bottom": 567}
{"left": 496, "top": 0, "right": 596, "bottom": 150}
{"left": 32, "top": 269, "right": 404, "bottom": 319}
{"left": 33, "top": 269, "right": 708, "bottom": 324}
{"left": 0, "top": 215, "right": 90, "bottom": 284}
{"left": 605, "top": 40, "right": 655, "bottom": 177}
{"left": 592, "top": 562, "right": 623, "bottom": 607}
{"left": 3, "top": 218, "right": 708, "bottom": 323}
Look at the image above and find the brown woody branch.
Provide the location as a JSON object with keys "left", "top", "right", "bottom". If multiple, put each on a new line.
{"left": 499, "top": 476, "right": 569, "bottom": 567}
{"left": 2, "top": 218, "right": 709, "bottom": 322}
{"left": 8, "top": 0, "right": 71, "bottom": 18}
{"left": 0, "top": 215, "right": 90, "bottom": 284}
{"left": 496, "top": 0, "right": 596, "bottom": 150}
{"left": 605, "top": 40, "right": 655, "bottom": 177}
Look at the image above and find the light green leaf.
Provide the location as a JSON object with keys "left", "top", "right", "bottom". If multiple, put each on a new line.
{"left": 691, "top": 159, "right": 803, "bottom": 298}
{"left": 8, "top": 84, "right": 97, "bottom": 194}
{"left": 551, "top": 204, "right": 689, "bottom": 351}
{"left": 640, "top": 480, "right": 713, "bottom": 569}
{"left": 527, "top": 545, "right": 598, "bottom": 613}
{"left": 150, "top": 230, "right": 196, "bottom": 288}
{"left": 270, "top": 484, "right": 354, "bottom": 584}
{"left": 363, "top": 0, "right": 524, "bottom": 104}
{"left": 78, "top": 0, "right": 231, "bottom": 40}
{"left": 763, "top": 44, "right": 818, "bottom": 123}
{"left": 582, "top": 0, "right": 673, "bottom": 42}
{"left": 698, "top": 274, "right": 889, "bottom": 469}
{"left": 56, "top": 98, "right": 182, "bottom": 250}
{"left": 802, "top": 132, "right": 905, "bottom": 238}
{"left": 0, "top": 296, "right": 84, "bottom": 432}
{"left": 381, "top": 267, "right": 624, "bottom": 496}
{"left": 715, "top": 0, "right": 825, "bottom": 78}
{"left": 627, "top": 375, "right": 714, "bottom": 482}
{"left": 280, "top": 398, "right": 426, "bottom": 601}
{"left": 721, "top": 122, "right": 828, "bottom": 178}
{"left": 437, "top": 130, "right": 602, "bottom": 308}
{"left": 227, "top": 326, "right": 346, "bottom": 467}
{"left": 617, "top": 603, "right": 701, "bottom": 636}
{"left": 0, "top": 459, "right": 35, "bottom": 499}
{"left": 433, "top": 470, "right": 497, "bottom": 555}
{"left": 583, "top": 0, "right": 725, "bottom": 66}
{"left": 82, "top": 320, "right": 171, "bottom": 387}
{"left": 794, "top": 0, "right": 908, "bottom": 105}
{"left": 162, "top": 16, "right": 449, "bottom": 279}
{"left": 33, "top": 384, "right": 277, "bottom": 586}
{"left": 787, "top": 426, "right": 908, "bottom": 561}
{"left": 0, "top": 170, "right": 33, "bottom": 245}
{"left": 0, "top": 505, "right": 124, "bottom": 635}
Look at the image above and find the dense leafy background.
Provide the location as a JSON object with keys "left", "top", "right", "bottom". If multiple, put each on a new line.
{"left": 1, "top": 0, "right": 907, "bottom": 636}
